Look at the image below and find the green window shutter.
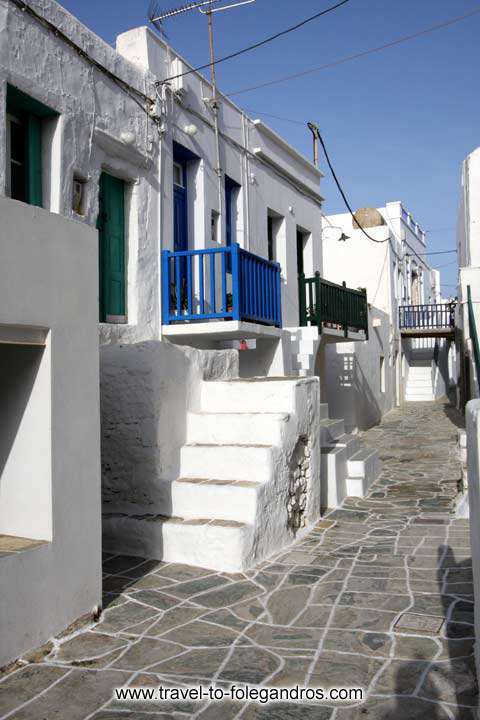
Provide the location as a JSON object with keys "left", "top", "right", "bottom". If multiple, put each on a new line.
{"left": 26, "top": 115, "right": 43, "bottom": 207}
{"left": 98, "top": 173, "right": 126, "bottom": 321}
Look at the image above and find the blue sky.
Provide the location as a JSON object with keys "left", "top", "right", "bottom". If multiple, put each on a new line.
{"left": 60, "top": 0, "right": 480, "bottom": 294}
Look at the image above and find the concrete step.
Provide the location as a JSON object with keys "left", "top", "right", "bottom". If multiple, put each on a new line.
{"left": 405, "top": 396, "right": 435, "bottom": 402}
{"left": 346, "top": 447, "right": 382, "bottom": 497}
{"left": 319, "top": 418, "right": 346, "bottom": 444}
{"left": 180, "top": 443, "right": 274, "bottom": 483}
{"left": 171, "top": 478, "right": 261, "bottom": 523}
{"left": 187, "top": 411, "right": 287, "bottom": 446}
{"left": 102, "top": 513, "right": 253, "bottom": 572}
{"left": 200, "top": 379, "right": 299, "bottom": 413}
{"left": 332, "top": 433, "right": 361, "bottom": 455}
{"left": 319, "top": 403, "right": 329, "bottom": 420}
{"left": 321, "top": 444, "right": 348, "bottom": 509}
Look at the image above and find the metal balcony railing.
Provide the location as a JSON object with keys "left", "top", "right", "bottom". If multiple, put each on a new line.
{"left": 299, "top": 272, "right": 368, "bottom": 337}
{"left": 162, "top": 243, "right": 282, "bottom": 327}
{"left": 399, "top": 303, "right": 455, "bottom": 331}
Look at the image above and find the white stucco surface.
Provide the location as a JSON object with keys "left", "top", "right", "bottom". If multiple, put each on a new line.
{"left": 457, "top": 148, "right": 480, "bottom": 403}
{"left": 466, "top": 400, "right": 480, "bottom": 678}
{"left": 323, "top": 201, "right": 443, "bottom": 421}
{"left": 0, "top": 197, "right": 101, "bottom": 667}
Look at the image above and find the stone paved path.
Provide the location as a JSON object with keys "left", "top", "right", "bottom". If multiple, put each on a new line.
{"left": 1, "top": 401, "right": 477, "bottom": 719}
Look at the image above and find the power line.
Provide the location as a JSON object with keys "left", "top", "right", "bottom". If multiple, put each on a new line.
{"left": 227, "top": 6, "right": 480, "bottom": 96}
{"left": 156, "top": 0, "right": 352, "bottom": 85}
{"left": 432, "top": 260, "right": 458, "bottom": 269}
{"left": 406, "top": 250, "right": 457, "bottom": 256}
{"left": 315, "top": 129, "right": 388, "bottom": 244}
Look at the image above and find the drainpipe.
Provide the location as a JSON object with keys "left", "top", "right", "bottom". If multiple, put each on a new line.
{"left": 241, "top": 111, "right": 251, "bottom": 251}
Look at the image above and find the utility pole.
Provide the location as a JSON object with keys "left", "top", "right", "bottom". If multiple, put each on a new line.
{"left": 307, "top": 122, "right": 320, "bottom": 168}
{"left": 150, "top": 0, "right": 255, "bottom": 242}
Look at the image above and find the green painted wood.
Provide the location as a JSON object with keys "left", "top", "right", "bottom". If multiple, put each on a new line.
{"left": 6, "top": 85, "right": 57, "bottom": 208}
{"left": 298, "top": 274, "right": 368, "bottom": 334}
{"left": 26, "top": 115, "right": 42, "bottom": 207}
{"left": 7, "top": 85, "right": 57, "bottom": 118}
{"left": 468, "top": 285, "right": 480, "bottom": 395}
{"left": 98, "top": 173, "right": 126, "bottom": 322}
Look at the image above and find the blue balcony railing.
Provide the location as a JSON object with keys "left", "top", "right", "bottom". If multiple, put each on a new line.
{"left": 162, "top": 243, "right": 282, "bottom": 327}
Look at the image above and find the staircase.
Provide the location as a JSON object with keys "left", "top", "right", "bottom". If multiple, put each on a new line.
{"left": 288, "top": 325, "right": 320, "bottom": 376}
{"left": 103, "top": 377, "right": 322, "bottom": 573}
{"left": 103, "top": 376, "right": 382, "bottom": 572}
{"left": 405, "top": 363, "right": 434, "bottom": 401}
{"left": 320, "top": 407, "right": 381, "bottom": 509}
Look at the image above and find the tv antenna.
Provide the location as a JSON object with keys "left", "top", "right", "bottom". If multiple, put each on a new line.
{"left": 148, "top": 0, "right": 256, "bottom": 240}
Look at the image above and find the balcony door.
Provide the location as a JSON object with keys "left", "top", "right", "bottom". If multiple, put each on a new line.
{"left": 173, "top": 161, "right": 187, "bottom": 253}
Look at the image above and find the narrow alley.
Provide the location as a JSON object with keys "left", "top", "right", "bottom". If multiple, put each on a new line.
{"left": 0, "top": 401, "right": 476, "bottom": 720}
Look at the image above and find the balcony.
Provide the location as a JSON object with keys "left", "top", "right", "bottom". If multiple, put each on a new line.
{"left": 162, "top": 243, "right": 282, "bottom": 342}
{"left": 399, "top": 303, "right": 456, "bottom": 338}
{"left": 299, "top": 273, "right": 369, "bottom": 341}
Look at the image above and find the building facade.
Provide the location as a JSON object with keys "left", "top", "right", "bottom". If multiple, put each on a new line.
{"left": 322, "top": 201, "right": 450, "bottom": 432}
{"left": 457, "top": 146, "right": 480, "bottom": 405}
{"left": 0, "top": 0, "right": 383, "bottom": 584}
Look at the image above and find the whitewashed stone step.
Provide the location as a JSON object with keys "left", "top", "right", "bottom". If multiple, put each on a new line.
{"left": 102, "top": 513, "right": 253, "bottom": 572}
{"left": 171, "top": 478, "right": 261, "bottom": 523}
{"left": 321, "top": 445, "right": 348, "bottom": 509}
{"left": 319, "top": 418, "right": 346, "bottom": 444}
{"left": 347, "top": 447, "right": 381, "bottom": 489}
{"left": 331, "top": 433, "right": 361, "bottom": 455}
{"left": 348, "top": 447, "right": 380, "bottom": 477}
{"left": 187, "top": 411, "right": 287, "bottom": 446}
{"left": 180, "top": 443, "right": 274, "bottom": 482}
{"left": 200, "top": 378, "right": 299, "bottom": 413}
{"left": 319, "top": 403, "right": 329, "bottom": 420}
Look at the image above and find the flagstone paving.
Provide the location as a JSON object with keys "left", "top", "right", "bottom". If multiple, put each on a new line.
{"left": 1, "top": 400, "right": 477, "bottom": 719}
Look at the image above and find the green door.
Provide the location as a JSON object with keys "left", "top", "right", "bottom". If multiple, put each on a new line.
{"left": 98, "top": 173, "right": 126, "bottom": 322}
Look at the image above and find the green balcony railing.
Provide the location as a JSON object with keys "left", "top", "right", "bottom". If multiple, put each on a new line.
{"left": 299, "top": 272, "right": 369, "bottom": 338}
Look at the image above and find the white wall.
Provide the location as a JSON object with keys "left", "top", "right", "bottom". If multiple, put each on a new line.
{"left": 0, "top": 197, "right": 101, "bottom": 666}
{"left": 0, "top": 344, "right": 51, "bottom": 539}
{"left": 101, "top": 340, "right": 238, "bottom": 512}
{"left": 466, "top": 399, "right": 480, "bottom": 679}
{"left": 315, "top": 307, "right": 395, "bottom": 432}
{"left": 457, "top": 148, "right": 480, "bottom": 404}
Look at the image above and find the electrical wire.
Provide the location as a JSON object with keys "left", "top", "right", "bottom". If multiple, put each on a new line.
{"left": 406, "top": 249, "right": 457, "bottom": 256}
{"left": 316, "top": 129, "right": 388, "bottom": 244}
{"left": 226, "top": 6, "right": 480, "bottom": 97}
{"left": 156, "top": 0, "right": 352, "bottom": 84}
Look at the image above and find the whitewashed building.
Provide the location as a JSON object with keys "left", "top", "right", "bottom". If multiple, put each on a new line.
{"left": 0, "top": 0, "right": 384, "bottom": 580}
{"left": 322, "top": 201, "right": 452, "bottom": 432}
{"left": 457, "top": 146, "right": 480, "bottom": 405}
{"left": 0, "top": 197, "right": 101, "bottom": 667}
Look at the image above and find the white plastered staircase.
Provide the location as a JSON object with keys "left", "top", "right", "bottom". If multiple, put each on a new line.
{"left": 103, "top": 377, "right": 321, "bottom": 572}
{"left": 320, "top": 406, "right": 381, "bottom": 509}
{"left": 103, "top": 377, "right": 381, "bottom": 572}
{"left": 405, "top": 363, "right": 435, "bottom": 401}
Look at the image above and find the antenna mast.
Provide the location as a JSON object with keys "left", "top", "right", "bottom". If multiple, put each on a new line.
{"left": 149, "top": 0, "right": 256, "bottom": 242}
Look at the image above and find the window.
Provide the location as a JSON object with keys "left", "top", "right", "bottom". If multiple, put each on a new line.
{"left": 72, "top": 176, "right": 87, "bottom": 216}
{"left": 380, "top": 355, "right": 386, "bottom": 393}
{"left": 268, "top": 216, "right": 275, "bottom": 262}
{"left": 211, "top": 210, "right": 219, "bottom": 244}
{"left": 267, "top": 211, "right": 284, "bottom": 265}
{"left": 296, "top": 229, "right": 307, "bottom": 276}
{"left": 173, "top": 162, "right": 184, "bottom": 188}
{"left": 5, "top": 85, "right": 57, "bottom": 208}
